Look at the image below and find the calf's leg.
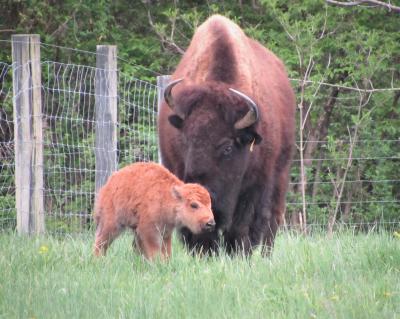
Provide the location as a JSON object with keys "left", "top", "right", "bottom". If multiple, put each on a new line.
{"left": 93, "top": 220, "right": 122, "bottom": 256}
{"left": 136, "top": 226, "right": 162, "bottom": 260}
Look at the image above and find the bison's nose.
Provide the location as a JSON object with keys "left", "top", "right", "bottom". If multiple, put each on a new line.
{"left": 204, "top": 219, "right": 216, "bottom": 231}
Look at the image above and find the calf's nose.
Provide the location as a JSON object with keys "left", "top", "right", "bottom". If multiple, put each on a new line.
{"left": 204, "top": 219, "right": 216, "bottom": 230}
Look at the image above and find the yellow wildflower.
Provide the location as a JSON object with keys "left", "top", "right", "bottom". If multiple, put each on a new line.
{"left": 39, "top": 245, "right": 49, "bottom": 254}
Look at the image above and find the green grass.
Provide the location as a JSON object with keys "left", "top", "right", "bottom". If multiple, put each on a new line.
{"left": 0, "top": 231, "right": 399, "bottom": 319}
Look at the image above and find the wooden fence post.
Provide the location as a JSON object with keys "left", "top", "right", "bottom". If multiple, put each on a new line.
{"left": 95, "top": 45, "right": 118, "bottom": 196}
{"left": 12, "top": 34, "right": 45, "bottom": 235}
{"left": 156, "top": 75, "right": 170, "bottom": 164}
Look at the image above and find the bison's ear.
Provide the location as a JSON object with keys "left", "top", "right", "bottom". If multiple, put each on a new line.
{"left": 253, "top": 132, "right": 262, "bottom": 144}
{"left": 238, "top": 130, "right": 262, "bottom": 146}
{"left": 168, "top": 115, "right": 184, "bottom": 129}
{"left": 171, "top": 185, "right": 184, "bottom": 201}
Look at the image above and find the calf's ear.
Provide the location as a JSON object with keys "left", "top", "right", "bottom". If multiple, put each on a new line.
{"left": 168, "top": 115, "right": 184, "bottom": 129}
{"left": 171, "top": 185, "right": 183, "bottom": 201}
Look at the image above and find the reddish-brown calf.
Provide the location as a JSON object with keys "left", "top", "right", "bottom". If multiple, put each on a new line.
{"left": 93, "top": 162, "right": 215, "bottom": 260}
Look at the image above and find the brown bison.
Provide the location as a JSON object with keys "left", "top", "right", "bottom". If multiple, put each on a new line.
{"left": 158, "top": 15, "right": 295, "bottom": 255}
{"left": 93, "top": 162, "right": 215, "bottom": 260}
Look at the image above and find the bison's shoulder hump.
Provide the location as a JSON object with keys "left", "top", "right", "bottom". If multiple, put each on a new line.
{"left": 198, "top": 15, "right": 243, "bottom": 36}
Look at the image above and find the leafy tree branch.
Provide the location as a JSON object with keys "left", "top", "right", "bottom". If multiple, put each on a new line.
{"left": 326, "top": 0, "right": 400, "bottom": 13}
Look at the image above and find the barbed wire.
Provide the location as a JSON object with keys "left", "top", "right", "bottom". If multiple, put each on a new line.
{"left": 290, "top": 78, "right": 400, "bottom": 92}
{"left": 2, "top": 39, "right": 400, "bottom": 92}
{"left": 0, "top": 39, "right": 163, "bottom": 77}
{"left": 287, "top": 199, "right": 400, "bottom": 205}
{"left": 289, "top": 179, "right": 400, "bottom": 186}
{"left": 282, "top": 221, "right": 400, "bottom": 227}
{"left": 299, "top": 139, "right": 400, "bottom": 144}
{"left": 292, "top": 156, "right": 400, "bottom": 162}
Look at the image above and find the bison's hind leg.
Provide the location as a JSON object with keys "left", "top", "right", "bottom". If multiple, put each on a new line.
{"left": 93, "top": 219, "right": 122, "bottom": 256}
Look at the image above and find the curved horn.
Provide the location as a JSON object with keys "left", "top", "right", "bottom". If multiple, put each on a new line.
{"left": 164, "top": 78, "right": 183, "bottom": 109}
{"left": 229, "top": 88, "right": 259, "bottom": 129}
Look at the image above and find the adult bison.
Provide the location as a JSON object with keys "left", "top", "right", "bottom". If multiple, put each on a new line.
{"left": 158, "top": 15, "right": 295, "bottom": 256}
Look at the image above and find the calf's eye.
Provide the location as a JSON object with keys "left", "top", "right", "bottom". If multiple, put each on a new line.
{"left": 190, "top": 202, "right": 199, "bottom": 209}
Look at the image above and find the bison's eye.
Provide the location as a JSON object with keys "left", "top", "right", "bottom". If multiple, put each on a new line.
{"left": 223, "top": 145, "right": 233, "bottom": 156}
{"left": 190, "top": 202, "right": 199, "bottom": 209}
{"left": 217, "top": 139, "right": 234, "bottom": 157}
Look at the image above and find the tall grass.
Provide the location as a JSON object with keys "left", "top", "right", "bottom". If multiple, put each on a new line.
{"left": 0, "top": 230, "right": 399, "bottom": 318}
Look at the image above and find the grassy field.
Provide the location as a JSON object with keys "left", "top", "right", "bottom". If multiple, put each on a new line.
{"left": 0, "top": 230, "right": 399, "bottom": 319}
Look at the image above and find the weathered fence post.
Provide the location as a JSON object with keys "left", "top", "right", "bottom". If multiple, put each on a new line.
{"left": 156, "top": 75, "right": 170, "bottom": 164}
{"left": 12, "top": 34, "right": 45, "bottom": 235}
{"left": 95, "top": 45, "right": 118, "bottom": 196}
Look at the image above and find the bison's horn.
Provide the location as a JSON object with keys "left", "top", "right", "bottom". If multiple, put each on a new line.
{"left": 164, "top": 78, "right": 183, "bottom": 110}
{"left": 229, "top": 88, "right": 259, "bottom": 129}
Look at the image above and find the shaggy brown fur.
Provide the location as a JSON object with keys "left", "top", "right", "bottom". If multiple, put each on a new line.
{"left": 158, "top": 15, "right": 296, "bottom": 255}
{"left": 93, "top": 162, "right": 215, "bottom": 260}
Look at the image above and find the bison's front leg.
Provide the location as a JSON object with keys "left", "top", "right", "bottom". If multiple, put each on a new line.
{"left": 161, "top": 235, "right": 172, "bottom": 259}
{"left": 260, "top": 152, "right": 292, "bottom": 256}
{"left": 260, "top": 215, "right": 279, "bottom": 257}
{"left": 224, "top": 197, "right": 255, "bottom": 256}
{"left": 180, "top": 227, "right": 219, "bottom": 255}
{"left": 246, "top": 184, "right": 279, "bottom": 256}
{"left": 136, "top": 226, "right": 163, "bottom": 261}
{"left": 260, "top": 184, "right": 287, "bottom": 256}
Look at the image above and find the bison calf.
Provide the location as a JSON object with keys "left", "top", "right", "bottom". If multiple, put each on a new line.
{"left": 93, "top": 162, "right": 215, "bottom": 260}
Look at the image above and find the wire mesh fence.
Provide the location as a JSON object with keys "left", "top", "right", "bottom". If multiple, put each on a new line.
{"left": 1, "top": 57, "right": 158, "bottom": 234}
{"left": 0, "top": 39, "right": 399, "bottom": 234}
{"left": 0, "top": 62, "right": 15, "bottom": 230}
{"left": 41, "top": 61, "right": 158, "bottom": 233}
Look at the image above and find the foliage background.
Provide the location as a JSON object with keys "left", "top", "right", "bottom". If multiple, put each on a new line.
{"left": 0, "top": 0, "right": 399, "bottom": 231}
